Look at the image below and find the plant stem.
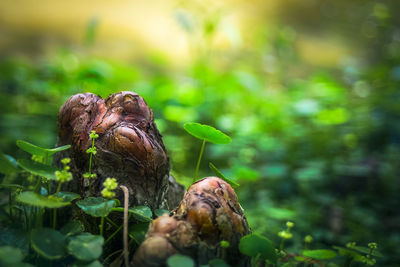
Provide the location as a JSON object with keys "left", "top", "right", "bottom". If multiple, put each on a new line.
{"left": 194, "top": 139, "right": 206, "bottom": 183}
{"left": 52, "top": 182, "right": 63, "bottom": 229}
{"left": 100, "top": 201, "right": 108, "bottom": 236}
{"left": 105, "top": 224, "right": 123, "bottom": 244}
{"left": 88, "top": 138, "right": 95, "bottom": 195}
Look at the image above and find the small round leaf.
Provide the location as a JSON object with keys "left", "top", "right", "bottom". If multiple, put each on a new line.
{"left": 167, "top": 254, "right": 194, "bottom": 267}
{"left": 76, "top": 197, "right": 116, "bottom": 217}
{"left": 67, "top": 233, "right": 104, "bottom": 261}
{"left": 17, "top": 159, "right": 60, "bottom": 180}
{"left": 239, "top": 233, "right": 277, "bottom": 262}
{"left": 16, "top": 191, "right": 70, "bottom": 208}
{"left": 0, "top": 246, "right": 23, "bottom": 264}
{"left": 16, "top": 140, "right": 70, "bottom": 157}
{"left": 31, "top": 228, "right": 66, "bottom": 260}
{"left": 302, "top": 249, "right": 337, "bottom": 260}
{"left": 184, "top": 123, "right": 231, "bottom": 144}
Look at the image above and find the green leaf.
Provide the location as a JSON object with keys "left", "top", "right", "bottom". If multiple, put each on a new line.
{"left": 67, "top": 233, "right": 104, "bottom": 261}
{"left": 16, "top": 191, "right": 70, "bottom": 208}
{"left": 154, "top": 209, "right": 169, "bottom": 217}
{"left": 167, "top": 254, "right": 195, "bottom": 267}
{"left": 17, "top": 159, "right": 60, "bottom": 180}
{"left": 112, "top": 206, "right": 152, "bottom": 222}
{"left": 353, "top": 246, "right": 383, "bottom": 257}
{"left": 302, "top": 249, "right": 337, "bottom": 260}
{"left": 0, "top": 246, "right": 23, "bottom": 264}
{"left": 209, "top": 162, "right": 239, "bottom": 188}
{"left": 0, "top": 184, "right": 25, "bottom": 190}
{"left": 76, "top": 197, "right": 116, "bottom": 217}
{"left": 184, "top": 123, "right": 231, "bottom": 144}
{"left": 56, "top": 192, "right": 81, "bottom": 202}
{"left": 60, "top": 221, "right": 84, "bottom": 236}
{"left": 0, "top": 153, "right": 19, "bottom": 174}
{"left": 209, "top": 258, "right": 230, "bottom": 267}
{"left": 31, "top": 228, "right": 66, "bottom": 260}
{"left": 16, "top": 140, "right": 71, "bottom": 157}
{"left": 332, "top": 246, "right": 363, "bottom": 261}
{"left": 0, "top": 227, "right": 29, "bottom": 255}
{"left": 129, "top": 222, "right": 150, "bottom": 244}
{"left": 239, "top": 233, "right": 277, "bottom": 262}
{"left": 72, "top": 260, "right": 102, "bottom": 267}
{"left": 131, "top": 206, "right": 152, "bottom": 222}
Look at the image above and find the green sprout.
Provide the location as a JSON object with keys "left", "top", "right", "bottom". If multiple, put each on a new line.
{"left": 278, "top": 221, "right": 294, "bottom": 251}
{"left": 53, "top": 157, "right": 73, "bottom": 228}
{"left": 183, "top": 123, "right": 231, "bottom": 183}
{"left": 100, "top": 178, "right": 118, "bottom": 236}
{"left": 361, "top": 243, "right": 378, "bottom": 266}
{"left": 84, "top": 130, "right": 99, "bottom": 195}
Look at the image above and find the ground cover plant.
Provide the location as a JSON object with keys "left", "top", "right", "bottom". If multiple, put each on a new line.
{"left": 1, "top": 0, "right": 400, "bottom": 266}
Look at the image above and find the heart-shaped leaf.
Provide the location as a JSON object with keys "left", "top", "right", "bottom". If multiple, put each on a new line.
{"left": 0, "top": 227, "right": 29, "bottom": 255}
{"left": 333, "top": 246, "right": 363, "bottom": 261}
{"left": 184, "top": 123, "right": 231, "bottom": 144}
{"left": 154, "top": 209, "right": 169, "bottom": 217}
{"left": 131, "top": 206, "right": 152, "bottom": 222}
{"left": 16, "top": 140, "right": 71, "bottom": 158}
{"left": 17, "top": 159, "right": 60, "bottom": 180}
{"left": 56, "top": 192, "right": 81, "bottom": 202}
{"left": 353, "top": 246, "right": 383, "bottom": 257}
{"left": 16, "top": 191, "right": 70, "bottom": 208}
{"left": 76, "top": 197, "right": 116, "bottom": 217}
{"left": 209, "top": 258, "right": 230, "bottom": 267}
{"left": 302, "top": 249, "right": 337, "bottom": 260}
{"left": 72, "top": 260, "right": 102, "bottom": 267}
{"left": 239, "top": 233, "right": 277, "bottom": 262}
{"left": 67, "top": 233, "right": 104, "bottom": 261}
{"left": 0, "top": 246, "right": 23, "bottom": 265}
{"left": 31, "top": 228, "right": 66, "bottom": 260}
{"left": 0, "top": 153, "right": 19, "bottom": 174}
{"left": 60, "top": 221, "right": 85, "bottom": 236}
{"left": 0, "top": 184, "right": 25, "bottom": 190}
{"left": 129, "top": 222, "right": 150, "bottom": 244}
{"left": 112, "top": 206, "right": 152, "bottom": 222}
{"left": 209, "top": 162, "right": 239, "bottom": 188}
{"left": 167, "top": 254, "right": 194, "bottom": 267}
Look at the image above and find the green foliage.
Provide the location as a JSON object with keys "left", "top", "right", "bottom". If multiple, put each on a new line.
{"left": 16, "top": 191, "right": 70, "bottom": 208}
{"left": 17, "top": 159, "right": 60, "bottom": 180}
{"left": 239, "top": 233, "right": 277, "bottom": 263}
{"left": 302, "top": 249, "right": 337, "bottom": 260}
{"left": 67, "top": 233, "right": 104, "bottom": 261}
{"left": 167, "top": 254, "right": 195, "bottom": 267}
{"left": 112, "top": 206, "right": 153, "bottom": 222}
{"left": 30, "top": 228, "right": 67, "bottom": 259}
{"left": 209, "top": 162, "right": 239, "bottom": 188}
{"left": 16, "top": 140, "right": 70, "bottom": 159}
{"left": 184, "top": 123, "right": 231, "bottom": 144}
{"left": 0, "top": 153, "right": 19, "bottom": 174}
{"left": 76, "top": 197, "right": 116, "bottom": 217}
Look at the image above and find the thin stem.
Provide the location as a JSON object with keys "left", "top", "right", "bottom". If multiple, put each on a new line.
{"left": 8, "top": 191, "right": 12, "bottom": 220}
{"left": 100, "top": 201, "right": 108, "bottom": 236}
{"left": 120, "top": 185, "right": 130, "bottom": 267}
{"left": 53, "top": 182, "right": 63, "bottom": 229}
{"left": 105, "top": 224, "right": 123, "bottom": 244}
{"left": 194, "top": 139, "right": 206, "bottom": 183}
{"left": 88, "top": 138, "right": 95, "bottom": 195}
{"left": 106, "top": 217, "right": 119, "bottom": 229}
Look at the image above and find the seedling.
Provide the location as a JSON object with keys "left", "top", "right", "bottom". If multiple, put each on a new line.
{"left": 84, "top": 130, "right": 99, "bottom": 195}
{"left": 183, "top": 122, "right": 231, "bottom": 182}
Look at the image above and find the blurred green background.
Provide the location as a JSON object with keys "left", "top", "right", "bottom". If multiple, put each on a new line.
{"left": 0, "top": 0, "right": 399, "bottom": 265}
